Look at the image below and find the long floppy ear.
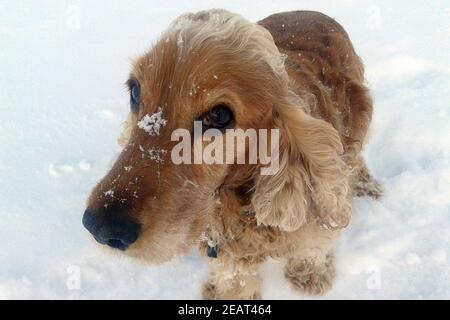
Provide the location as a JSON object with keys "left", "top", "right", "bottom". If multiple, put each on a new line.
{"left": 252, "top": 104, "right": 351, "bottom": 232}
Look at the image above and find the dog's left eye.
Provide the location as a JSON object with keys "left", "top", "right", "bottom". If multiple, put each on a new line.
{"left": 199, "top": 105, "right": 234, "bottom": 130}
{"left": 129, "top": 81, "right": 140, "bottom": 112}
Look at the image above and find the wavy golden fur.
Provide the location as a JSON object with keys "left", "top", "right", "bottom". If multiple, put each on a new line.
{"left": 85, "top": 9, "right": 382, "bottom": 299}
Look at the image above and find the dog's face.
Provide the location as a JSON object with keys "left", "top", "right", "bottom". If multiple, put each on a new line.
{"left": 83, "top": 10, "right": 288, "bottom": 263}
{"left": 83, "top": 10, "right": 350, "bottom": 263}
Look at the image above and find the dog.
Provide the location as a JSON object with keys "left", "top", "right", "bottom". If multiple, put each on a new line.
{"left": 83, "top": 9, "right": 382, "bottom": 299}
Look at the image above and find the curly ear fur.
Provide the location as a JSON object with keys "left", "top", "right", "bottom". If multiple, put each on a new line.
{"left": 252, "top": 103, "right": 351, "bottom": 232}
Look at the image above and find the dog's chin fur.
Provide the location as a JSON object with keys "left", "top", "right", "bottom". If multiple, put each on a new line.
{"left": 86, "top": 9, "right": 382, "bottom": 299}
{"left": 97, "top": 225, "right": 204, "bottom": 265}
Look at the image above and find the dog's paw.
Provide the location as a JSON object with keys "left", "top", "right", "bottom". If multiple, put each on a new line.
{"left": 285, "top": 255, "right": 335, "bottom": 295}
{"left": 202, "top": 280, "right": 218, "bottom": 300}
{"left": 201, "top": 280, "right": 261, "bottom": 300}
{"left": 351, "top": 162, "right": 383, "bottom": 200}
{"left": 286, "top": 268, "right": 333, "bottom": 295}
{"left": 354, "top": 177, "right": 383, "bottom": 199}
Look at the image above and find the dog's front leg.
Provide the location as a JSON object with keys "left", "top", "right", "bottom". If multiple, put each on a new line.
{"left": 202, "top": 256, "right": 263, "bottom": 300}
{"left": 284, "top": 224, "right": 338, "bottom": 295}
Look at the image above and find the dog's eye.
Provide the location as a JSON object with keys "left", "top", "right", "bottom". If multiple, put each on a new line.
{"left": 200, "top": 105, "right": 234, "bottom": 130}
{"left": 129, "top": 81, "right": 140, "bottom": 112}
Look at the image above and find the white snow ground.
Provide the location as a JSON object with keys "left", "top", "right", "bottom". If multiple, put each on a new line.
{"left": 0, "top": 0, "right": 449, "bottom": 299}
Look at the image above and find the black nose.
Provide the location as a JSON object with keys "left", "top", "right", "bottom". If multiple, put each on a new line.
{"left": 82, "top": 209, "right": 140, "bottom": 251}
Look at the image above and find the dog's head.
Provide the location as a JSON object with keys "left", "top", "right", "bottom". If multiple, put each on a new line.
{"left": 83, "top": 9, "right": 349, "bottom": 263}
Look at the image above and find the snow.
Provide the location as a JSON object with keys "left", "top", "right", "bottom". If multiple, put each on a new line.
{"left": 147, "top": 148, "right": 167, "bottom": 164}
{"left": 137, "top": 107, "right": 168, "bottom": 136}
{"left": 103, "top": 190, "right": 114, "bottom": 198}
{"left": 0, "top": 0, "right": 449, "bottom": 299}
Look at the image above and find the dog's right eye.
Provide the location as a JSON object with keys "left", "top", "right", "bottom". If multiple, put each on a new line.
{"left": 129, "top": 81, "right": 140, "bottom": 112}
{"left": 198, "top": 105, "right": 234, "bottom": 131}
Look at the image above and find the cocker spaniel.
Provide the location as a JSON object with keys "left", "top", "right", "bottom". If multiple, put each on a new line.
{"left": 83, "top": 9, "right": 382, "bottom": 299}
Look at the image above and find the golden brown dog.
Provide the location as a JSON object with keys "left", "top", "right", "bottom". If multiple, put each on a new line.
{"left": 83, "top": 9, "right": 382, "bottom": 299}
